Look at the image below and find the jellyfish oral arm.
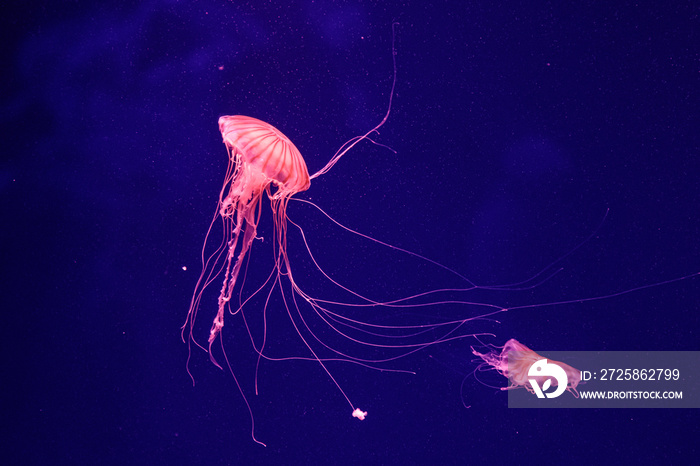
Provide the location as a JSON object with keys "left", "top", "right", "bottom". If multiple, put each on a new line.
{"left": 208, "top": 167, "right": 265, "bottom": 350}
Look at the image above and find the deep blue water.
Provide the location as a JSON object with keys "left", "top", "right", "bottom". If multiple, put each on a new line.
{"left": 2, "top": 1, "right": 698, "bottom": 464}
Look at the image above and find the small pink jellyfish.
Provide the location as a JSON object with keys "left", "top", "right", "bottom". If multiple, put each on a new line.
{"left": 472, "top": 339, "right": 581, "bottom": 398}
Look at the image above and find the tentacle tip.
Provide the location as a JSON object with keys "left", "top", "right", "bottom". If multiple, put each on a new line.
{"left": 253, "top": 438, "right": 267, "bottom": 448}
{"left": 352, "top": 408, "right": 367, "bottom": 420}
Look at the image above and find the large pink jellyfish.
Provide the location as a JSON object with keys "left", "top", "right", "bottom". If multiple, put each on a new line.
{"left": 198, "top": 115, "right": 310, "bottom": 348}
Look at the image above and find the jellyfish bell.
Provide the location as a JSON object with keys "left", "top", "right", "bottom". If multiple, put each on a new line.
{"left": 218, "top": 115, "right": 311, "bottom": 197}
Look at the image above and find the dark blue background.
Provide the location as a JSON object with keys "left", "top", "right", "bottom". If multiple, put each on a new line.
{"left": 2, "top": 1, "right": 698, "bottom": 464}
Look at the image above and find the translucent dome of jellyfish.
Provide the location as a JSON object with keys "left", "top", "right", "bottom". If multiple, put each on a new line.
{"left": 473, "top": 338, "right": 581, "bottom": 398}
